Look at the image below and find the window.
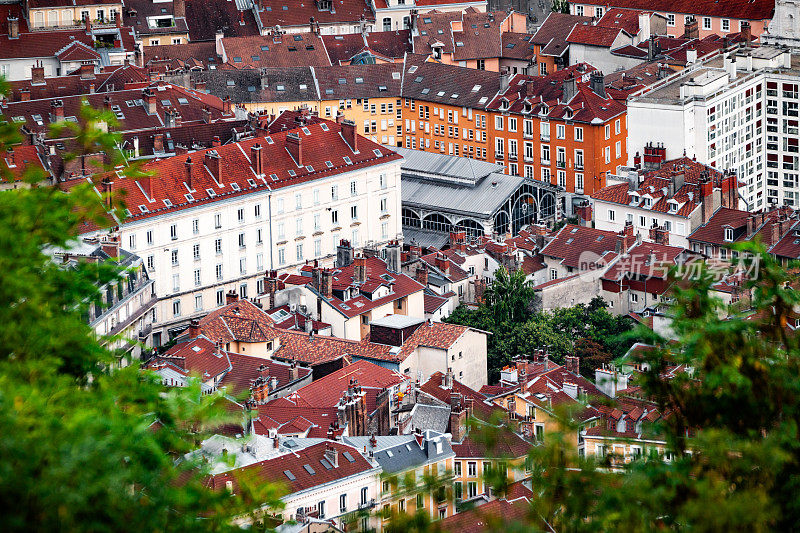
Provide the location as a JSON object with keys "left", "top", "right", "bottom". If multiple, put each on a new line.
{"left": 351, "top": 205, "right": 358, "bottom": 220}
{"left": 215, "top": 264, "right": 223, "bottom": 280}
{"left": 171, "top": 250, "right": 179, "bottom": 266}
{"left": 575, "top": 127, "right": 583, "bottom": 142}
{"left": 194, "top": 294, "right": 203, "bottom": 311}
{"left": 350, "top": 180, "right": 357, "bottom": 196}
{"left": 361, "top": 487, "right": 369, "bottom": 505}
{"left": 214, "top": 213, "right": 221, "bottom": 229}
{"left": 454, "top": 461, "right": 461, "bottom": 476}
{"left": 170, "top": 224, "right": 177, "bottom": 240}
{"left": 467, "top": 482, "right": 477, "bottom": 498}
{"left": 216, "top": 289, "right": 224, "bottom": 307}
{"left": 331, "top": 185, "right": 339, "bottom": 201}
{"left": 556, "top": 124, "right": 565, "bottom": 139}
{"left": 318, "top": 501, "right": 325, "bottom": 519}
{"left": 239, "top": 283, "right": 247, "bottom": 299}
{"left": 477, "top": 59, "right": 485, "bottom": 70}
{"left": 535, "top": 424, "right": 544, "bottom": 442}
{"left": 238, "top": 233, "right": 246, "bottom": 248}
{"left": 467, "top": 461, "right": 476, "bottom": 477}
{"left": 494, "top": 116, "right": 503, "bottom": 130}
{"left": 615, "top": 118, "right": 621, "bottom": 135}
{"left": 256, "top": 228, "right": 263, "bottom": 245}
{"left": 339, "top": 494, "right": 347, "bottom": 513}
{"left": 192, "top": 219, "right": 199, "bottom": 234}
{"left": 193, "top": 244, "right": 200, "bottom": 261}
{"left": 215, "top": 239, "right": 222, "bottom": 254}
{"left": 296, "top": 243, "right": 303, "bottom": 261}
{"left": 146, "top": 255, "right": 154, "bottom": 271}
{"left": 295, "top": 218, "right": 303, "bottom": 236}
{"left": 239, "top": 257, "right": 247, "bottom": 275}
{"left": 146, "top": 230, "right": 153, "bottom": 245}
{"left": 172, "top": 299, "right": 181, "bottom": 317}
{"left": 724, "top": 227, "right": 734, "bottom": 241}
{"left": 128, "top": 234, "right": 136, "bottom": 250}
{"left": 314, "top": 239, "right": 321, "bottom": 257}
{"left": 702, "top": 17, "right": 712, "bottom": 30}
{"left": 608, "top": 209, "right": 616, "bottom": 222}
{"left": 595, "top": 7, "right": 603, "bottom": 18}
{"left": 237, "top": 208, "right": 244, "bottom": 223}
{"left": 575, "top": 4, "right": 584, "bottom": 15}
{"left": 604, "top": 124, "right": 611, "bottom": 140}
{"left": 295, "top": 193, "right": 302, "bottom": 210}
{"left": 667, "top": 13, "right": 675, "bottom": 26}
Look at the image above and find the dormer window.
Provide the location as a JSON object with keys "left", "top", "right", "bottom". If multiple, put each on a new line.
{"left": 668, "top": 200, "right": 679, "bottom": 213}
{"left": 724, "top": 227, "right": 734, "bottom": 242}
{"left": 539, "top": 105, "right": 548, "bottom": 116}
{"left": 643, "top": 197, "right": 652, "bottom": 208}
{"left": 500, "top": 98, "right": 509, "bottom": 110}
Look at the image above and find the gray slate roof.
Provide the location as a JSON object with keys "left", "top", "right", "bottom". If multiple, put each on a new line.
{"left": 344, "top": 431, "right": 454, "bottom": 475}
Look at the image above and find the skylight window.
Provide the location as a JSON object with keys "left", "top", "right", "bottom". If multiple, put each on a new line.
{"left": 301, "top": 127, "right": 311, "bottom": 135}
{"left": 124, "top": 208, "right": 132, "bottom": 217}
{"left": 421, "top": 88, "right": 430, "bottom": 94}
{"left": 288, "top": 169, "right": 296, "bottom": 177}
{"left": 233, "top": 57, "right": 242, "bottom": 62}
{"left": 414, "top": 76, "right": 423, "bottom": 83}
{"left": 251, "top": 55, "right": 260, "bottom": 61}
{"left": 338, "top": 78, "right": 347, "bottom": 84}
{"left": 596, "top": 235, "right": 604, "bottom": 241}
{"left": 270, "top": 173, "right": 278, "bottom": 180}
{"left": 248, "top": 179, "right": 256, "bottom": 187}
{"left": 506, "top": 43, "right": 516, "bottom": 48}
{"left": 293, "top": 34, "right": 302, "bottom": 40}
{"left": 566, "top": 238, "right": 574, "bottom": 244}
{"left": 265, "top": 136, "right": 274, "bottom": 144}
{"left": 325, "top": 160, "right": 333, "bottom": 168}
{"left": 138, "top": 205, "right": 149, "bottom": 213}
{"left": 247, "top": 86, "right": 256, "bottom": 92}
{"left": 226, "top": 80, "right": 235, "bottom": 86}
{"left": 456, "top": 40, "right": 464, "bottom": 46}
{"left": 305, "top": 165, "right": 314, "bottom": 172}
{"left": 342, "top": 451, "right": 355, "bottom": 462}
{"left": 177, "top": 98, "right": 188, "bottom": 105}
{"left": 408, "top": 65, "right": 418, "bottom": 73}
{"left": 355, "top": 77, "right": 364, "bottom": 84}
{"left": 392, "top": 72, "right": 400, "bottom": 79}
{"left": 471, "top": 84, "right": 482, "bottom": 92}
{"left": 163, "top": 199, "right": 173, "bottom": 207}
{"left": 373, "top": 149, "right": 382, "bottom": 157}
{"left": 299, "top": 83, "right": 307, "bottom": 90}
{"left": 479, "top": 96, "right": 488, "bottom": 104}
{"left": 437, "top": 91, "right": 445, "bottom": 96}
{"left": 303, "top": 464, "right": 316, "bottom": 474}
{"left": 284, "top": 470, "right": 295, "bottom": 480}
{"left": 325, "top": 89, "right": 334, "bottom": 95}
{"left": 451, "top": 93, "right": 459, "bottom": 98}
{"left": 343, "top": 156, "right": 352, "bottom": 164}
{"left": 276, "top": 85, "right": 285, "bottom": 91}
{"left": 260, "top": 45, "right": 270, "bottom": 51}
{"left": 320, "top": 123, "right": 329, "bottom": 131}
{"left": 206, "top": 189, "right": 217, "bottom": 197}
{"left": 184, "top": 193, "right": 194, "bottom": 201}
{"left": 378, "top": 85, "right": 387, "bottom": 91}
{"left": 230, "top": 183, "right": 241, "bottom": 191}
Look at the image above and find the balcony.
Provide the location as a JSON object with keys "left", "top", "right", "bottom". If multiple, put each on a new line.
{"left": 540, "top": 158, "right": 550, "bottom": 166}
{"left": 556, "top": 160, "right": 566, "bottom": 169}
{"left": 523, "top": 131, "right": 534, "bottom": 139}
{"left": 540, "top": 134, "right": 550, "bottom": 142}
{"left": 495, "top": 152, "right": 504, "bottom": 160}
{"left": 508, "top": 152, "right": 518, "bottom": 161}
{"left": 358, "top": 499, "right": 376, "bottom": 510}
{"left": 524, "top": 154, "right": 534, "bottom": 162}
{"left": 575, "top": 162, "right": 584, "bottom": 171}
{"left": 138, "top": 323, "right": 153, "bottom": 341}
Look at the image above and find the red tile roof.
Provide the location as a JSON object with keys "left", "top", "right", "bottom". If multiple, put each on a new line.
{"left": 687, "top": 207, "right": 750, "bottom": 246}
{"left": 533, "top": 12, "right": 593, "bottom": 56}
{"left": 206, "top": 441, "right": 374, "bottom": 494}
{"left": 324, "top": 256, "right": 424, "bottom": 319}
{"left": 254, "top": 0, "right": 374, "bottom": 29}
{"left": 566, "top": 23, "right": 628, "bottom": 47}
{"left": 71, "top": 118, "right": 401, "bottom": 226}
{"left": 146, "top": 337, "right": 232, "bottom": 380}
{"left": 1, "top": 145, "right": 48, "bottom": 184}
{"left": 423, "top": 291, "right": 448, "bottom": 314}
{"left": 281, "top": 359, "right": 407, "bottom": 410}
{"left": 596, "top": 8, "right": 649, "bottom": 35}
{"left": 602, "top": 241, "right": 688, "bottom": 282}
{"left": 220, "top": 32, "right": 332, "bottom": 69}
{"left": 219, "top": 352, "right": 312, "bottom": 395}
{"left": 184, "top": 0, "right": 261, "bottom": 41}
{"left": 575, "top": 0, "right": 775, "bottom": 20}
{"left": 196, "top": 299, "right": 277, "bottom": 345}
{"left": 768, "top": 219, "right": 800, "bottom": 260}
{"left": 540, "top": 224, "right": 621, "bottom": 269}
{"left": 361, "top": 321, "right": 471, "bottom": 363}
{"left": 421, "top": 372, "right": 504, "bottom": 422}
{"left": 439, "top": 495, "right": 538, "bottom": 533}
{"left": 451, "top": 432, "right": 531, "bottom": 457}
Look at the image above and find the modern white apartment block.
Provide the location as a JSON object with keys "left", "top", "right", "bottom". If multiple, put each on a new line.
{"left": 76, "top": 119, "right": 403, "bottom": 344}
{"left": 627, "top": 45, "right": 799, "bottom": 212}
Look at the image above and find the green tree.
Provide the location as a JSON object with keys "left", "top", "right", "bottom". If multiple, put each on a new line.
{"left": 482, "top": 266, "right": 537, "bottom": 324}
{"left": 0, "top": 88, "right": 282, "bottom": 531}
{"left": 551, "top": 0, "right": 571, "bottom": 14}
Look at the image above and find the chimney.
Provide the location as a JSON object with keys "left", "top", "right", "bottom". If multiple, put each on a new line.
{"left": 353, "top": 256, "right": 367, "bottom": 283}
{"left": 222, "top": 96, "right": 232, "bottom": 114}
{"left": 225, "top": 290, "right": 238, "bottom": 304}
{"left": 164, "top": 107, "right": 176, "bottom": 128}
{"left": 202, "top": 106, "right": 211, "bottom": 124}
{"left": 336, "top": 239, "right": 354, "bottom": 267}
{"left": 385, "top": 240, "right": 400, "bottom": 272}
{"left": 51, "top": 100, "right": 65, "bottom": 122}
{"left": 101, "top": 177, "right": 114, "bottom": 208}
{"left": 562, "top": 75, "right": 576, "bottom": 102}
{"left": 590, "top": 71, "right": 606, "bottom": 98}
{"left": 143, "top": 89, "right": 157, "bottom": 115}
{"left": 19, "top": 89, "right": 30, "bottom": 101}
{"left": 188, "top": 318, "right": 201, "bottom": 339}
{"left": 683, "top": 17, "right": 699, "bottom": 39}
{"left": 341, "top": 120, "right": 357, "bottom": 152}
{"left": 173, "top": 0, "right": 186, "bottom": 19}
{"left": 442, "top": 368, "right": 454, "bottom": 389}
{"left": 434, "top": 253, "right": 450, "bottom": 275}
{"left": 194, "top": 80, "right": 207, "bottom": 92}
{"left": 500, "top": 66, "right": 511, "bottom": 93}
{"left": 264, "top": 270, "right": 277, "bottom": 309}
{"left": 649, "top": 223, "right": 670, "bottom": 246}
{"left": 741, "top": 21, "right": 751, "bottom": 44}
{"left": 323, "top": 443, "right": 339, "bottom": 468}
{"left": 153, "top": 133, "right": 164, "bottom": 154}
{"left": 290, "top": 359, "right": 299, "bottom": 382}
{"left": 647, "top": 35, "right": 659, "bottom": 61}
{"left": 251, "top": 143, "right": 263, "bottom": 176}
{"left": 205, "top": 150, "right": 223, "bottom": 184}
{"left": 449, "top": 394, "right": 467, "bottom": 442}
{"left": 212, "top": 136, "right": 221, "bottom": 147}
{"left": 100, "top": 233, "right": 121, "bottom": 258}
{"left": 31, "top": 62, "right": 45, "bottom": 85}
{"left": 414, "top": 428, "right": 424, "bottom": 449}
{"left": 321, "top": 268, "right": 333, "bottom": 298}
{"left": 700, "top": 173, "right": 714, "bottom": 224}
{"left": 184, "top": 156, "right": 194, "bottom": 190}
{"left": 564, "top": 355, "right": 580, "bottom": 375}
{"left": 7, "top": 17, "right": 19, "bottom": 39}
{"left": 415, "top": 265, "right": 428, "bottom": 286}
{"left": 720, "top": 171, "right": 738, "bottom": 209}
{"left": 85, "top": 17, "right": 92, "bottom": 35}
{"left": 286, "top": 132, "right": 303, "bottom": 166}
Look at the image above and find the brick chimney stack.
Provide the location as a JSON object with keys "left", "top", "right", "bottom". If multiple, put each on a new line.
{"left": 564, "top": 355, "right": 580, "bottom": 375}
{"left": 353, "top": 256, "right": 367, "bottom": 283}
{"left": 341, "top": 119, "right": 357, "bottom": 152}
{"left": 153, "top": 133, "right": 164, "bottom": 154}
{"left": 225, "top": 290, "right": 238, "bottom": 304}
{"left": 205, "top": 150, "right": 223, "bottom": 184}
{"left": 449, "top": 393, "right": 467, "bottom": 442}
{"left": 264, "top": 270, "right": 278, "bottom": 309}
{"left": 188, "top": 318, "right": 201, "bottom": 339}
{"left": 51, "top": 100, "right": 65, "bottom": 122}
{"left": 415, "top": 265, "right": 428, "bottom": 286}
{"left": 184, "top": 156, "right": 193, "bottom": 190}
{"left": 143, "top": 89, "right": 157, "bottom": 115}
{"left": 251, "top": 143, "right": 263, "bottom": 176}
{"left": 7, "top": 17, "right": 19, "bottom": 39}
{"left": 31, "top": 62, "right": 45, "bottom": 85}
{"left": 700, "top": 173, "right": 714, "bottom": 224}
{"left": 286, "top": 132, "right": 303, "bottom": 166}
{"left": 321, "top": 268, "right": 333, "bottom": 298}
